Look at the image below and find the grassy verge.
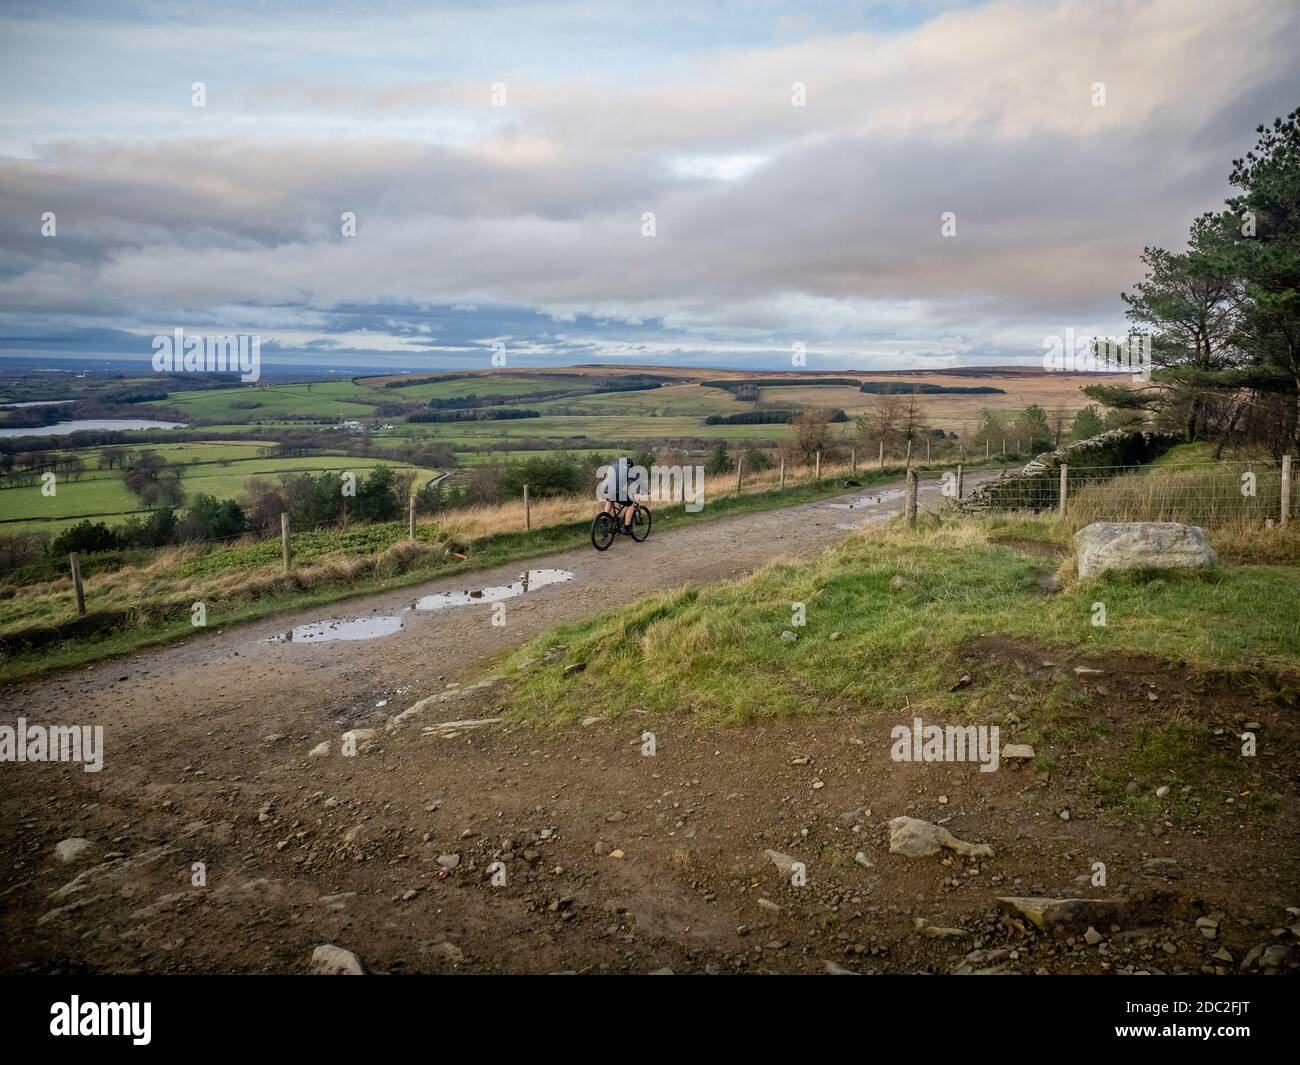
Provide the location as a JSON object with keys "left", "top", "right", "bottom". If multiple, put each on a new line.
{"left": 0, "top": 463, "right": 936, "bottom": 682}
{"left": 504, "top": 515, "right": 1299, "bottom": 724}
{"left": 502, "top": 513, "right": 1299, "bottom": 819}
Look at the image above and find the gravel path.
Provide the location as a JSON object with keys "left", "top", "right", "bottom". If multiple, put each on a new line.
{"left": 0, "top": 473, "right": 991, "bottom": 742}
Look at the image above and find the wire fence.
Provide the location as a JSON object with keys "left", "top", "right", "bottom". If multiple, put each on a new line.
{"left": 7, "top": 454, "right": 1294, "bottom": 593}
{"left": 974, "top": 459, "right": 1296, "bottom": 528}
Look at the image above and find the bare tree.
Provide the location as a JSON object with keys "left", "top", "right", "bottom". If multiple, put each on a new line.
{"left": 783, "top": 410, "right": 833, "bottom": 465}
{"left": 855, "top": 391, "right": 904, "bottom": 455}
{"left": 899, "top": 392, "right": 926, "bottom": 451}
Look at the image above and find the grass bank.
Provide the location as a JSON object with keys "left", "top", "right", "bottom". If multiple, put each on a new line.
{"left": 505, "top": 514, "right": 1300, "bottom": 727}
{"left": 501, "top": 513, "right": 1299, "bottom": 819}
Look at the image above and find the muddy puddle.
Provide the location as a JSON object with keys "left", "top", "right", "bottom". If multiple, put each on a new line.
{"left": 825, "top": 488, "right": 905, "bottom": 511}
{"left": 264, "top": 569, "right": 576, "bottom": 644}
{"left": 413, "top": 568, "right": 575, "bottom": 611}
{"left": 268, "top": 616, "right": 403, "bottom": 643}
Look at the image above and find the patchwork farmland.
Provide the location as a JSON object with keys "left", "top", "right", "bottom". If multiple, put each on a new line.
{"left": 1, "top": 365, "right": 1101, "bottom": 539}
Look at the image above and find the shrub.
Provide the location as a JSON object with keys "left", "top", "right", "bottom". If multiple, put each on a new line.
{"left": 176, "top": 494, "right": 248, "bottom": 542}
{"left": 50, "top": 520, "right": 121, "bottom": 557}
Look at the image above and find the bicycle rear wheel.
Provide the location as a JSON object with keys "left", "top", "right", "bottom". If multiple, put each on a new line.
{"left": 629, "top": 505, "right": 652, "bottom": 542}
{"left": 591, "top": 512, "right": 617, "bottom": 551}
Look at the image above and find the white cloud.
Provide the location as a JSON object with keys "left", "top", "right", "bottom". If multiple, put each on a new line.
{"left": 0, "top": 0, "right": 1296, "bottom": 366}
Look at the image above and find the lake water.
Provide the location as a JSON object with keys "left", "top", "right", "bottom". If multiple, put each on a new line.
{"left": 0, "top": 418, "right": 188, "bottom": 438}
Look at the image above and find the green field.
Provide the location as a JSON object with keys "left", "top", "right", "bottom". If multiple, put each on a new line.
{"left": 377, "top": 374, "right": 594, "bottom": 401}
{"left": 198, "top": 422, "right": 335, "bottom": 433}
{"left": 455, "top": 447, "right": 610, "bottom": 465}
{"left": 43, "top": 440, "right": 274, "bottom": 469}
{"left": 1, "top": 450, "right": 439, "bottom": 535}
{"left": 370, "top": 414, "right": 790, "bottom": 447}
{"left": 163, "top": 381, "right": 392, "bottom": 422}
{"left": 531, "top": 383, "right": 743, "bottom": 417}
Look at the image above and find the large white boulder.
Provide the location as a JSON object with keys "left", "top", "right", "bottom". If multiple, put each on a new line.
{"left": 1075, "top": 522, "right": 1217, "bottom": 579}
{"left": 54, "top": 838, "right": 94, "bottom": 864}
{"left": 310, "top": 944, "right": 366, "bottom": 975}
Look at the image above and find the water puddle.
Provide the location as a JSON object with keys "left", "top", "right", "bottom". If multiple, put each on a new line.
{"left": 268, "top": 616, "right": 403, "bottom": 643}
{"left": 413, "top": 569, "right": 575, "bottom": 611}
{"left": 825, "top": 488, "right": 905, "bottom": 511}
{"left": 821, "top": 488, "right": 904, "bottom": 509}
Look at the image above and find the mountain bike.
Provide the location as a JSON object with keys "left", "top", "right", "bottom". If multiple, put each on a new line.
{"left": 590, "top": 500, "right": 651, "bottom": 550}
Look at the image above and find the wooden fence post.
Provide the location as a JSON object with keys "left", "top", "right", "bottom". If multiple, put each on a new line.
{"left": 955, "top": 463, "right": 964, "bottom": 500}
{"left": 851, "top": 447, "right": 857, "bottom": 472}
{"left": 68, "top": 552, "right": 85, "bottom": 616}
{"left": 409, "top": 495, "right": 416, "bottom": 539}
{"left": 523, "top": 483, "right": 531, "bottom": 531}
{"left": 905, "top": 439, "right": 912, "bottom": 468}
{"left": 1058, "top": 463, "right": 1069, "bottom": 518}
{"left": 735, "top": 457, "right": 743, "bottom": 495}
{"left": 925, "top": 437, "right": 931, "bottom": 462}
{"left": 878, "top": 440, "right": 884, "bottom": 468}
{"left": 905, "top": 470, "right": 918, "bottom": 528}
{"left": 1001, "top": 438, "right": 1006, "bottom": 457}
{"left": 280, "top": 513, "right": 291, "bottom": 574}
{"left": 779, "top": 456, "right": 785, "bottom": 490}
{"left": 985, "top": 439, "right": 990, "bottom": 460}
{"left": 1282, "top": 454, "right": 1292, "bottom": 530}
{"left": 815, "top": 450, "right": 821, "bottom": 480}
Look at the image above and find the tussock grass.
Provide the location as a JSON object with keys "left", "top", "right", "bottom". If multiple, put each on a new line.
{"left": 1065, "top": 461, "right": 1288, "bottom": 529}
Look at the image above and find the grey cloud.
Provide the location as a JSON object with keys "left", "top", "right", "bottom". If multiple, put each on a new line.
{"left": 1, "top": 0, "right": 1297, "bottom": 365}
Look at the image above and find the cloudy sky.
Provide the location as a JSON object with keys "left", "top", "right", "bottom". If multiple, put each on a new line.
{"left": 1, "top": 0, "right": 1297, "bottom": 374}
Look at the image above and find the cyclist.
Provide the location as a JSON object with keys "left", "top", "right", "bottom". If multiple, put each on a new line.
{"left": 599, "top": 455, "right": 639, "bottom": 535}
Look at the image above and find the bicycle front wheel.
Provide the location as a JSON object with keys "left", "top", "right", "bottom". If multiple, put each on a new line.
{"left": 629, "top": 505, "right": 652, "bottom": 542}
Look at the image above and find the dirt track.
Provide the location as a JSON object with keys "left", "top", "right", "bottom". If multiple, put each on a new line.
{"left": 2, "top": 474, "right": 1297, "bottom": 975}
{"left": 1, "top": 476, "right": 971, "bottom": 751}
